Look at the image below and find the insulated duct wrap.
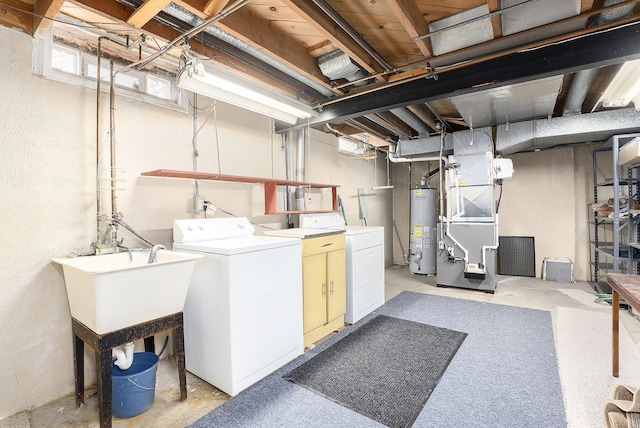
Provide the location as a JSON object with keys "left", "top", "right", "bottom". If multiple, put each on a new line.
{"left": 496, "top": 108, "right": 640, "bottom": 154}
{"left": 318, "top": 49, "right": 369, "bottom": 84}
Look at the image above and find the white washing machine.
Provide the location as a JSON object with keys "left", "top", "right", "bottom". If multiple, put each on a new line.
{"left": 300, "top": 213, "right": 385, "bottom": 324}
{"left": 173, "top": 217, "right": 303, "bottom": 396}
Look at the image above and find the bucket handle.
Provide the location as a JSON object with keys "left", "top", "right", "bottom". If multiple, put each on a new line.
{"left": 127, "top": 377, "right": 156, "bottom": 391}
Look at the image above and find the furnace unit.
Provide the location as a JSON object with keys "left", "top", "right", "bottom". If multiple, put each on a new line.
{"left": 436, "top": 128, "right": 513, "bottom": 293}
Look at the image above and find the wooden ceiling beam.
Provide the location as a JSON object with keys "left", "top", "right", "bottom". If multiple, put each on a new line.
{"left": 174, "top": 0, "right": 336, "bottom": 93}
{"left": 306, "top": 39, "right": 335, "bottom": 57}
{"left": 487, "top": 0, "right": 502, "bottom": 39}
{"left": 33, "top": 0, "right": 64, "bottom": 37}
{"left": 279, "top": 0, "right": 387, "bottom": 77}
{"left": 202, "top": 0, "right": 230, "bottom": 16}
{"left": 386, "top": 0, "right": 432, "bottom": 57}
{"left": 0, "top": 0, "right": 33, "bottom": 34}
{"left": 127, "top": 0, "right": 171, "bottom": 28}
{"left": 581, "top": 0, "right": 596, "bottom": 13}
{"left": 67, "top": 0, "right": 306, "bottom": 99}
{"left": 331, "top": 123, "right": 362, "bottom": 135}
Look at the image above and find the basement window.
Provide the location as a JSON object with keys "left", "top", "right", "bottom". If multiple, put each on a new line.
{"left": 146, "top": 75, "right": 171, "bottom": 100}
{"left": 34, "top": 27, "right": 185, "bottom": 112}
{"left": 51, "top": 44, "right": 80, "bottom": 75}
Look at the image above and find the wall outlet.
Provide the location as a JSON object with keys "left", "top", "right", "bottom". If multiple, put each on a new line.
{"left": 193, "top": 197, "right": 205, "bottom": 213}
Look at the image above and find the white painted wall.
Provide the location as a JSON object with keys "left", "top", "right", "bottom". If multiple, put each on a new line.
{"left": 499, "top": 147, "right": 578, "bottom": 278}
{"left": 0, "top": 26, "right": 392, "bottom": 418}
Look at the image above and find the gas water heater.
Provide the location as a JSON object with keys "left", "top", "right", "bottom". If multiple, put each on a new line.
{"left": 409, "top": 187, "right": 437, "bottom": 275}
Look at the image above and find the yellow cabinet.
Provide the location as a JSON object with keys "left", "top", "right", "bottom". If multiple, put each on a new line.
{"left": 301, "top": 233, "right": 346, "bottom": 347}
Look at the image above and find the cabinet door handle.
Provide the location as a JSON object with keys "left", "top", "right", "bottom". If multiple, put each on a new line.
{"left": 322, "top": 242, "right": 333, "bottom": 247}
{"left": 322, "top": 281, "right": 326, "bottom": 297}
{"left": 330, "top": 279, "right": 334, "bottom": 295}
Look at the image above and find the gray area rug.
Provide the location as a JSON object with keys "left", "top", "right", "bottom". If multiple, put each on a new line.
{"left": 284, "top": 315, "right": 467, "bottom": 427}
{"left": 189, "top": 291, "right": 567, "bottom": 427}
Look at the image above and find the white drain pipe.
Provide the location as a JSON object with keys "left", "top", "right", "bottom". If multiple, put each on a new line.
{"left": 112, "top": 342, "right": 135, "bottom": 370}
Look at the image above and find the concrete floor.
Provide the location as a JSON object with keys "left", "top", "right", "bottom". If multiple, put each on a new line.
{"left": 2, "top": 265, "right": 638, "bottom": 427}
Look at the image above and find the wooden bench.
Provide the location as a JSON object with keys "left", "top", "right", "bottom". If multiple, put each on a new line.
{"left": 606, "top": 273, "right": 640, "bottom": 377}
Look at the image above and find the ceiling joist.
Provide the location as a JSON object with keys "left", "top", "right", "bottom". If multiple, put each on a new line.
{"left": 279, "top": 0, "right": 388, "bottom": 78}
{"left": 68, "top": 0, "right": 311, "bottom": 99}
{"left": 286, "top": 21, "right": 640, "bottom": 130}
{"left": 386, "top": 0, "right": 432, "bottom": 58}
{"left": 173, "top": 0, "right": 337, "bottom": 93}
{"left": 0, "top": 0, "right": 33, "bottom": 33}
{"left": 127, "top": 0, "right": 171, "bottom": 28}
{"left": 487, "top": 0, "right": 502, "bottom": 39}
{"left": 33, "top": 0, "right": 64, "bottom": 37}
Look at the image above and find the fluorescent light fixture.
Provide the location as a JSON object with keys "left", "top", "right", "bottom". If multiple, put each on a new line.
{"left": 178, "top": 61, "right": 316, "bottom": 124}
{"left": 599, "top": 59, "right": 640, "bottom": 111}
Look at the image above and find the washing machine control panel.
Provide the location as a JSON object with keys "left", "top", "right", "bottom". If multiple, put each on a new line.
{"left": 174, "top": 217, "right": 255, "bottom": 243}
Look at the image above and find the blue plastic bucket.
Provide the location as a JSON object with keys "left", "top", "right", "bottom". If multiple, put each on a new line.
{"left": 112, "top": 352, "right": 159, "bottom": 418}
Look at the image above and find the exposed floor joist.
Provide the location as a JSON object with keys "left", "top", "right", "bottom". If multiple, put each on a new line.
{"left": 172, "top": 0, "right": 337, "bottom": 93}
{"left": 386, "top": 0, "right": 432, "bottom": 57}
{"left": 33, "top": 0, "right": 65, "bottom": 37}
{"left": 285, "top": 20, "right": 640, "bottom": 131}
{"left": 126, "top": 0, "right": 170, "bottom": 28}
{"left": 280, "top": 0, "right": 389, "bottom": 79}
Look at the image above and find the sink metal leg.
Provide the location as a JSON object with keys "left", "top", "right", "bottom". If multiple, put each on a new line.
{"left": 175, "top": 323, "right": 187, "bottom": 401}
{"left": 96, "top": 349, "right": 113, "bottom": 428}
{"left": 144, "top": 336, "right": 155, "bottom": 353}
{"left": 73, "top": 334, "right": 84, "bottom": 407}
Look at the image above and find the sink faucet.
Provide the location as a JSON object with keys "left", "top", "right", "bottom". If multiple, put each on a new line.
{"left": 148, "top": 244, "right": 166, "bottom": 264}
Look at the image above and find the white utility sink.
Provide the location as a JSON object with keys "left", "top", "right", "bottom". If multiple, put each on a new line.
{"left": 52, "top": 250, "right": 202, "bottom": 334}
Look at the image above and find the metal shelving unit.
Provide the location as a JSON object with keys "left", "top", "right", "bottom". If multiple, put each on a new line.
{"left": 591, "top": 134, "right": 640, "bottom": 293}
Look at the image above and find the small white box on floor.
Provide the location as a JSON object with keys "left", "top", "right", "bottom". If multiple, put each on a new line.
{"left": 542, "top": 257, "right": 574, "bottom": 283}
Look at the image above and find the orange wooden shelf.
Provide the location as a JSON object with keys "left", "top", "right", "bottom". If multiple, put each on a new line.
{"left": 141, "top": 169, "right": 339, "bottom": 214}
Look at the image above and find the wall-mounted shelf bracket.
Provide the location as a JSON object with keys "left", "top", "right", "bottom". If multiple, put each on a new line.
{"left": 141, "top": 169, "right": 339, "bottom": 214}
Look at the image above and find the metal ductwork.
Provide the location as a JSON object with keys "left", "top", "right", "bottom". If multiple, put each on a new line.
{"left": 397, "top": 108, "right": 640, "bottom": 157}
{"left": 365, "top": 114, "right": 406, "bottom": 136}
{"left": 496, "top": 108, "right": 640, "bottom": 154}
{"left": 396, "top": 128, "right": 491, "bottom": 159}
{"left": 318, "top": 49, "right": 370, "bottom": 86}
{"left": 390, "top": 108, "right": 432, "bottom": 134}
{"left": 311, "top": 0, "right": 393, "bottom": 72}
{"left": 562, "top": 68, "right": 600, "bottom": 116}
{"left": 593, "top": 0, "right": 636, "bottom": 25}
{"left": 397, "top": 133, "right": 454, "bottom": 158}
{"left": 562, "top": 0, "right": 636, "bottom": 116}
